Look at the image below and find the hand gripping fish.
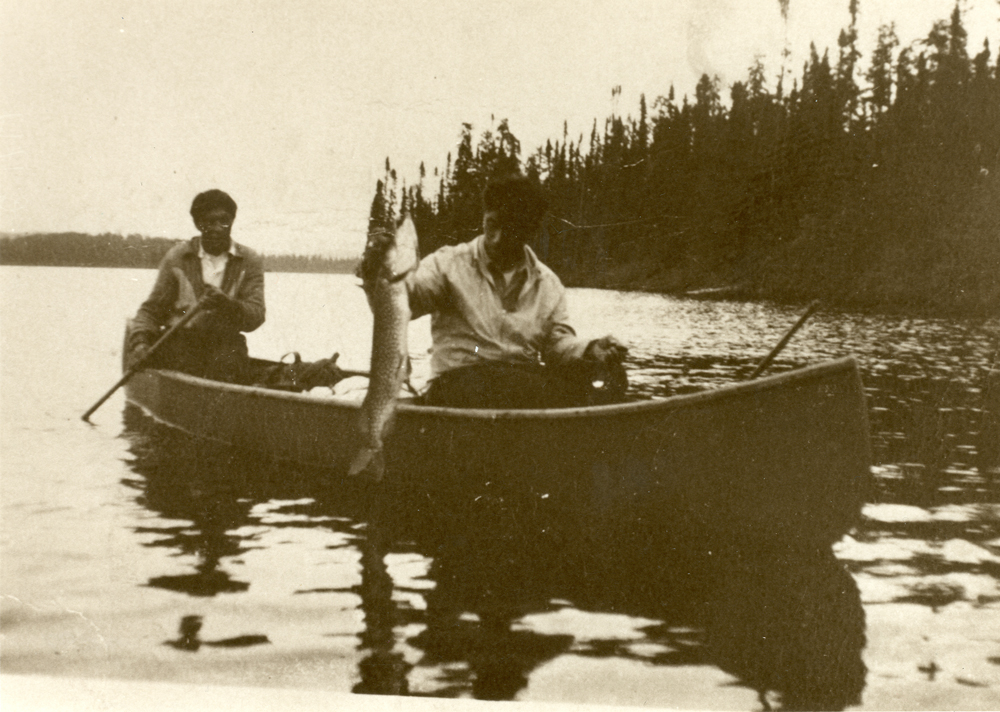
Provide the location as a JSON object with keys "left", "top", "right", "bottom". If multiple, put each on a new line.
{"left": 349, "top": 216, "right": 419, "bottom": 480}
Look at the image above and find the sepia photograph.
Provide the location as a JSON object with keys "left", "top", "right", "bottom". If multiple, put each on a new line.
{"left": 1, "top": 1, "right": 998, "bottom": 710}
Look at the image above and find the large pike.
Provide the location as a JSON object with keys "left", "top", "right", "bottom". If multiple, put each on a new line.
{"left": 349, "top": 216, "right": 419, "bottom": 480}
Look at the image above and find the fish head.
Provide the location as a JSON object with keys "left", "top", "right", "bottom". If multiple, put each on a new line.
{"left": 360, "top": 216, "right": 420, "bottom": 286}
{"left": 385, "top": 216, "right": 420, "bottom": 280}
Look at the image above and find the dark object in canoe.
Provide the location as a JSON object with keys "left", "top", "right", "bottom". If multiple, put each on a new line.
{"left": 124, "top": 356, "right": 871, "bottom": 548}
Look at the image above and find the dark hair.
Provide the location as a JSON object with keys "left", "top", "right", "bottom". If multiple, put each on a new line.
{"left": 190, "top": 189, "right": 237, "bottom": 223}
{"left": 483, "top": 174, "right": 548, "bottom": 229}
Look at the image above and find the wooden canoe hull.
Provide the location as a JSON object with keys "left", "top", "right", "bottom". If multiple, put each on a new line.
{"left": 124, "top": 357, "right": 871, "bottom": 547}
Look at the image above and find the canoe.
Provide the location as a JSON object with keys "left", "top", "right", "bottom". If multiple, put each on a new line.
{"left": 124, "top": 356, "right": 871, "bottom": 548}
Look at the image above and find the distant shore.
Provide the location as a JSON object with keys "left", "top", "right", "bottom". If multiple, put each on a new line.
{"left": 0, "top": 233, "right": 359, "bottom": 274}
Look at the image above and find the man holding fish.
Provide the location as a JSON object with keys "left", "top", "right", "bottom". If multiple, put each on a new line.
{"left": 352, "top": 173, "right": 627, "bottom": 477}
{"left": 360, "top": 173, "right": 627, "bottom": 409}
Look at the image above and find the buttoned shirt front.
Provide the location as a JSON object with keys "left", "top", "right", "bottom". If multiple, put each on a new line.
{"left": 406, "top": 234, "right": 589, "bottom": 380}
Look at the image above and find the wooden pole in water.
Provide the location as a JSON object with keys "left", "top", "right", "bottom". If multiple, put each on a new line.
{"left": 750, "top": 300, "right": 820, "bottom": 379}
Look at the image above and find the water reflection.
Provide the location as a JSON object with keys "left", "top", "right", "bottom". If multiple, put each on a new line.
{"left": 352, "top": 512, "right": 412, "bottom": 696}
{"left": 164, "top": 614, "right": 270, "bottom": 651}
{"left": 706, "top": 547, "right": 866, "bottom": 711}
{"left": 405, "top": 493, "right": 576, "bottom": 700}
{"left": 121, "top": 403, "right": 867, "bottom": 709}
{"left": 865, "top": 370, "right": 993, "bottom": 505}
{"left": 394, "top": 489, "right": 866, "bottom": 709}
{"left": 122, "top": 404, "right": 254, "bottom": 596}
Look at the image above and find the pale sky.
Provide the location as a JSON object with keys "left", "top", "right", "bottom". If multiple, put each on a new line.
{"left": 2, "top": 0, "right": 997, "bottom": 257}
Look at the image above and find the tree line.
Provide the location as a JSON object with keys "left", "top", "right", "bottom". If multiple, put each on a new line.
{"left": 0, "top": 232, "right": 359, "bottom": 274}
{"left": 369, "top": 2, "right": 999, "bottom": 316}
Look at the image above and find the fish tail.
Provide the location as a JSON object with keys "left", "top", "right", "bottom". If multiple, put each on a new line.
{"left": 348, "top": 447, "right": 386, "bottom": 481}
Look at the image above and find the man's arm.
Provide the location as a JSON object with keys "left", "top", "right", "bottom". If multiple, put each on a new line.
{"left": 541, "top": 291, "right": 590, "bottom": 366}
{"left": 128, "top": 259, "right": 178, "bottom": 350}
{"left": 543, "top": 290, "right": 628, "bottom": 367}
{"left": 230, "top": 255, "right": 265, "bottom": 332}
{"left": 404, "top": 249, "right": 450, "bottom": 320}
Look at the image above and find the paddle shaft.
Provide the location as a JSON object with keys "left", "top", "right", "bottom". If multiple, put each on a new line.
{"left": 750, "top": 300, "right": 820, "bottom": 379}
{"left": 82, "top": 270, "right": 247, "bottom": 422}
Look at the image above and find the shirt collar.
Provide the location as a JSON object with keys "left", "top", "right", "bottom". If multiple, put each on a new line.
{"left": 197, "top": 239, "right": 237, "bottom": 260}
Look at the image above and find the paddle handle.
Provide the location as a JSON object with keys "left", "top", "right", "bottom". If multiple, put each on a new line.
{"left": 750, "top": 300, "right": 820, "bottom": 379}
{"left": 82, "top": 298, "right": 208, "bottom": 422}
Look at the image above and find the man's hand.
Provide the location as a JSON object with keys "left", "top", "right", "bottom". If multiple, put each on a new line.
{"left": 126, "top": 342, "right": 151, "bottom": 370}
{"left": 585, "top": 335, "right": 628, "bottom": 365}
{"left": 200, "top": 285, "right": 238, "bottom": 317}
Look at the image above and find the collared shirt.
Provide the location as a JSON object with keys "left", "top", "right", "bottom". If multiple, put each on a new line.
{"left": 198, "top": 242, "right": 237, "bottom": 289}
{"left": 129, "top": 237, "right": 266, "bottom": 354}
{"left": 406, "top": 234, "right": 589, "bottom": 379}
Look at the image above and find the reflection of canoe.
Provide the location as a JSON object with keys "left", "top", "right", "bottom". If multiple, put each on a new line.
{"left": 124, "top": 356, "right": 871, "bottom": 547}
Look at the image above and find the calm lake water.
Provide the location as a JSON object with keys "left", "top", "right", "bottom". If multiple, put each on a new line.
{"left": 2, "top": 266, "right": 998, "bottom": 710}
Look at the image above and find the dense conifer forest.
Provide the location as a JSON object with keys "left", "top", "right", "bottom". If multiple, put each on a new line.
{"left": 0, "top": 232, "right": 358, "bottom": 274}
{"left": 369, "top": 3, "right": 999, "bottom": 316}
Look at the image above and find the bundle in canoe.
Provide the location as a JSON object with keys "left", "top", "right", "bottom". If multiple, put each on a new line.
{"left": 124, "top": 355, "right": 871, "bottom": 548}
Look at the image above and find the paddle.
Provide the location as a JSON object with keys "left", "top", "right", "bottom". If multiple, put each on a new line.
{"left": 84, "top": 268, "right": 251, "bottom": 422}
{"left": 749, "top": 300, "right": 820, "bottom": 379}
{"left": 82, "top": 297, "right": 211, "bottom": 422}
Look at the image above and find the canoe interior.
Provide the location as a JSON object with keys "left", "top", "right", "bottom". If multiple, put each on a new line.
{"left": 125, "top": 357, "right": 872, "bottom": 549}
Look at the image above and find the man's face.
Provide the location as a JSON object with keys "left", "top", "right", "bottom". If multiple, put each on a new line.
{"left": 197, "top": 207, "right": 234, "bottom": 255}
{"left": 483, "top": 209, "right": 534, "bottom": 269}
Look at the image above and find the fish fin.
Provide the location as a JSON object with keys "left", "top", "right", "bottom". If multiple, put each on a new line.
{"left": 348, "top": 447, "right": 386, "bottom": 481}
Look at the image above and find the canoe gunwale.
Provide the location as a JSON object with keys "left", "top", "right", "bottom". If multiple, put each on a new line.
{"left": 133, "top": 355, "right": 863, "bottom": 421}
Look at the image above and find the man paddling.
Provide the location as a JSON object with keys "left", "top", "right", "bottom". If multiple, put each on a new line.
{"left": 404, "top": 173, "right": 627, "bottom": 408}
{"left": 124, "top": 189, "right": 265, "bottom": 383}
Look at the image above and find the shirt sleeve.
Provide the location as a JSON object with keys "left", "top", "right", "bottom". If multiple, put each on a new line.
{"left": 129, "top": 257, "right": 178, "bottom": 348}
{"left": 405, "top": 249, "right": 450, "bottom": 320}
{"left": 230, "top": 254, "right": 266, "bottom": 332}
{"left": 541, "top": 289, "right": 589, "bottom": 366}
